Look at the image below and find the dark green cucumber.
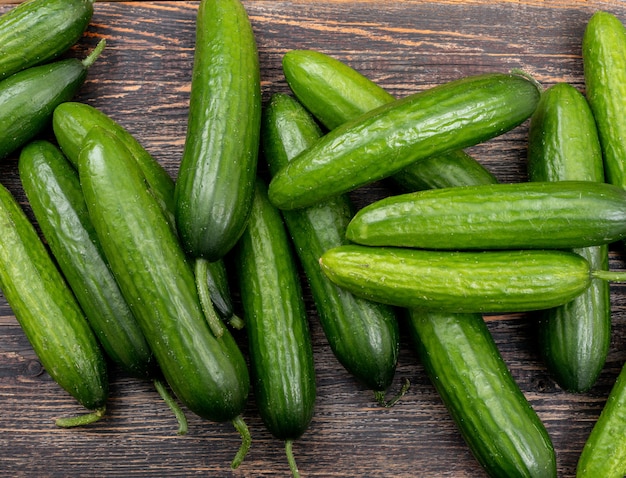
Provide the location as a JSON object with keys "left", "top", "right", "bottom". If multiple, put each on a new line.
{"left": 233, "top": 178, "right": 316, "bottom": 476}
{"left": 346, "top": 181, "right": 626, "bottom": 250}
{"left": 0, "top": 180, "right": 107, "bottom": 424}
{"left": 78, "top": 126, "right": 250, "bottom": 467}
{"left": 319, "top": 246, "right": 626, "bottom": 313}
{"left": 0, "top": 0, "right": 94, "bottom": 80}
{"left": 262, "top": 93, "right": 401, "bottom": 400}
{"left": 527, "top": 82, "right": 610, "bottom": 393}
{"left": 408, "top": 310, "right": 556, "bottom": 477}
{"left": 0, "top": 39, "right": 104, "bottom": 160}
{"left": 174, "top": 0, "right": 261, "bottom": 260}
{"left": 282, "top": 49, "right": 497, "bottom": 191}
{"left": 577, "top": 363, "right": 626, "bottom": 477}
{"left": 268, "top": 72, "right": 540, "bottom": 210}
{"left": 582, "top": 11, "right": 626, "bottom": 190}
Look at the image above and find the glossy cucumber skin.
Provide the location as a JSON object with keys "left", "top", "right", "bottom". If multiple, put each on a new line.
{"left": 233, "top": 178, "right": 316, "bottom": 440}
{"left": 346, "top": 181, "right": 626, "bottom": 250}
{"left": 174, "top": 0, "right": 261, "bottom": 260}
{"left": 0, "top": 0, "right": 93, "bottom": 80}
{"left": 582, "top": 11, "right": 626, "bottom": 189}
{"left": 262, "top": 93, "right": 399, "bottom": 393}
{"left": 281, "top": 49, "right": 497, "bottom": 191}
{"left": 269, "top": 72, "right": 540, "bottom": 210}
{"left": 0, "top": 181, "right": 107, "bottom": 410}
{"left": 320, "top": 246, "right": 591, "bottom": 313}
{"left": 78, "top": 127, "right": 249, "bottom": 422}
{"left": 527, "top": 82, "right": 610, "bottom": 393}
{"left": 19, "top": 140, "right": 155, "bottom": 379}
{"left": 408, "top": 310, "right": 556, "bottom": 478}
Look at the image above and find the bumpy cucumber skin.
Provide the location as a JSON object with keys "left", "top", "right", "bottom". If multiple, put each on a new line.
{"left": 0, "top": 0, "right": 93, "bottom": 80}
{"left": 78, "top": 127, "right": 249, "bottom": 422}
{"left": 174, "top": 0, "right": 261, "bottom": 260}
{"left": 527, "top": 82, "right": 610, "bottom": 393}
{"left": 346, "top": 181, "right": 626, "bottom": 250}
{"left": 234, "top": 178, "right": 316, "bottom": 440}
{"left": 320, "top": 246, "right": 591, "bottom": 313}
{"left": 281, "top": 49, "right": 497, "bottom": 191}
{"left": 582, "top": 11, "right": 626, "bottom": 189}
{"left": 262, "top": 93, "right": 399, "bottom": 393}
{"left": 269, "top": 72, "right": 540, "bottom": 210}
{"left": 0, "top": 181, "right": 107, "bottom": 410}
{"left": 408, "top": 310, "right": 556, "bottom": 478}
{"left": 19, "top": 140, "right": 155, "bottom": 379}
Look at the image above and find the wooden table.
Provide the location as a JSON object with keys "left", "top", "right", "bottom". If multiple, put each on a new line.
{"left": 2, "top": 0, "right": 626, "bottom": 476}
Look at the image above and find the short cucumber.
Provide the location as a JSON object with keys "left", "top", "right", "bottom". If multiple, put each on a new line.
{"left": 527, "top": 82, "right": 610, "bottom": 393}
{"left": 174, "top": 0, "right": 261, "bottom": 260}
{"left": 78, "top": 126, "right": 250, "bottom": 467}
{"left": 318, "top": 246, "right": 623, "bottom": 314}
{"left": 582, "top": 11, "right": 626, "bottom": 189}
{"left": 282, "top": 49, "right": 497, "bottom": 191}
{"left": 0, "top": 39, "right": 104, "bottom": 160}
{"left": 262, "top": 93, "right": 401, "bottom": 401}
{"left": 233, "top": 178, "right": 316, "bottom": 476}
{"left": 408, "top": 310, "right": 556, "bottom": 477}
{"left": 0, "top": 180, "right": 107, "bottom": 425}
{"left": 0, "top": 0, "right": 94, "bottom": 80}
{"left": 268, "top": 72, "right": 540, "bottom": 210}
{"left": 346, "top": 181, "right": 626, "bottom": 250}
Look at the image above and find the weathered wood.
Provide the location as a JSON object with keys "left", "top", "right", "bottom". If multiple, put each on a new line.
{"left": 2, "top": 1, "right": 626, "bottom": 476}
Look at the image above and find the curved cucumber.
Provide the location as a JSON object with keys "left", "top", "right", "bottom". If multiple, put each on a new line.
{"left": 269, "top": 72, "right": 539, "bottom": 210}
{"left": 346, "top": 181, "right": 626, "bottom": 250}
{"left": 174, "top": 0, "right": 261, "bottom": 260}
{"left": 408, "top": 310, "right": 556, "bottom": 477}
{"left": 262, "top": 93, "right": 400, "bottom": 398}
{"left": 527, "top": 82, "right": 610, "bottom": 393}
{"left": 0, "top": 0, "right": 94, "bottom": 80}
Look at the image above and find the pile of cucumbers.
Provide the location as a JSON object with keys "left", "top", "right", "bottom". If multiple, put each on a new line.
{"left": 2, "top": 0, "right": 626, "bottom": 476}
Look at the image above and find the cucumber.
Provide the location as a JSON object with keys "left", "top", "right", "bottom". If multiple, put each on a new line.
{"left": 0, "top": 0, "right": 94, "bottom": 80}
{"left": 346, "top": 181, "right": 626, "bottom": 250}
{"left": 268, "top": 72, "right": 540, "bottom": 210}
{"left": 0, "top": 39, "right": 104, "bottom": 160}
{"left": 527, "top": 82, "right": 610, "bottom": 393}
{"left": 77, "top": 126, "right": 250, "bottom": 468}
{"left": 408, "top": 310, "right": 556, "bottom": 477}
{"left": 281, "top": 49, "right": 497, "bottom": 191}
{"left": 174, "top": 0, "right": 261, "bottom": 260}
{"left": 318, "top": 246, "right": 625, "bottom": 314}
{"left": 233, "top": 178, "right": 316, "bottom": 476}
{"left": 0, "top": 180, "right": 107, "bottom": 426}
{"left": 262, "top": 93, "right": 401, "bottom": 401}
{"left": 577, "top": 363, "right": 626, "bottom": 477}
{"left": 582, "top": 11, "right": 626, "bottom": 189}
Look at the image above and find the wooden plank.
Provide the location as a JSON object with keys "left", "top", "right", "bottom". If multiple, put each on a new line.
{"left": 1, "top": 1, "right": 626, "bottom": 476}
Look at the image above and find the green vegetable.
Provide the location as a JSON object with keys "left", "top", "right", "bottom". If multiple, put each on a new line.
{"left": 234, "top": 178, "right": 316, "bottom": 477}
{"left": 0, "top": 180, "right": 107, "bottom": 426}
{"left": 408, "top": 310, "right": 556, "bottom": 478}
{"left": 0, "top": 0, "right": 94, "bottom": 80}
{"left": 346, "top": 181, "right": 626, "bottom": 250}
{"left": 268, "top": 72, "right": 540, "bottom": 210}
{"left": 78, "top": 126, "right": 250, "bottom": 468}
{"left": 174, "top": 0, "right": 261, "bottom": 260}
{"left": 262, "top": 93, "right": 401, "bottom": 403}
{"left": 527, "top": 82, "right": 610, "bottom": 393}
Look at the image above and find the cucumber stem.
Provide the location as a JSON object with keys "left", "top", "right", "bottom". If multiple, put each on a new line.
{"left": 82, "top": 38, "right": 106, "bottom": 68}
{"left": 592, "top": 270, "right": 626, "bottom": 282}
{"left": 373, "top": 378, "right": 411, "bottom": 408}
{"left": 153, "top": 378, "right": 188, "bottom": 435}
{"left": 230, "top": 415, "right": 251, "bottom": 469}
{"left": 194, "top": 258, "right": 225, "bottom": 339}
{"left": 285, "top": 439, "right": 301, "bottom": 477}
{"left": 55, "top": 405, "right": 106, "bottom": 428}
{"left": 227, "top": 313, "right": 245, "bottom": 330}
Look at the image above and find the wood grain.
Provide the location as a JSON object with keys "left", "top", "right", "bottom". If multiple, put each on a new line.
{"left": 2, "top": 1, "right": 626, "bottom": 477}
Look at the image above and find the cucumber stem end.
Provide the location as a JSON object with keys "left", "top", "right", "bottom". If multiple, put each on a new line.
{"left": 153, "top": 378, "right": 188, "bottom": 435}
{"left": 230, "top": 415, "right": 251, "bottom": 469}
{"left": 374, "top": 377, "right": 411, "bottom": 408}
{"left": 285, "top": 439, "right": 301, "bottom": 478}
{"left": 55, "top": 405, "right": 106, "bottom": 428}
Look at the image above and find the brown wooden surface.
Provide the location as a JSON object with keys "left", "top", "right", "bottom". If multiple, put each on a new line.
{"left": 2, "top": 1, "right": 626, "bottom": 476}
